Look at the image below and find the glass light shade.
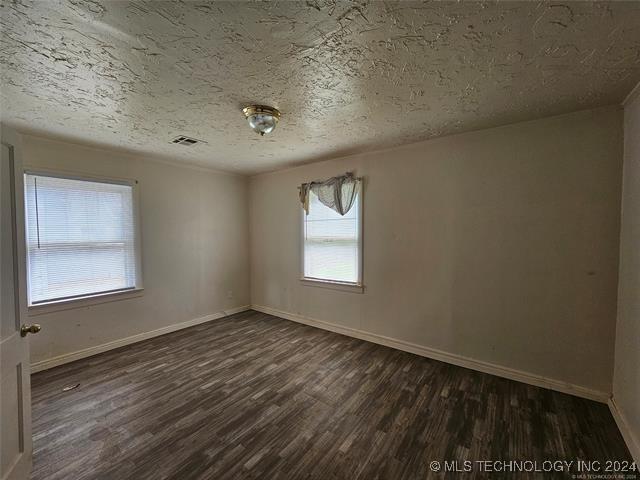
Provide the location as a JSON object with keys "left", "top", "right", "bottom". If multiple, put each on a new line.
{"left": 242, "top": 105, "right": 280, "bottom": 136}
{"left": 248, "top": 113, "right": 277, "bottom": 135}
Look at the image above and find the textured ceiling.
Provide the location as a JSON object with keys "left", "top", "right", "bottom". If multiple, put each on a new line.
{"left": 1, "top": 1, "right": 640, "bottom": 174}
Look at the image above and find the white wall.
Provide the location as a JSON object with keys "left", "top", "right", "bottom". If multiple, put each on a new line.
{"left": 250, "top": 106, "right": 623, "bottom": 398}
{"left": 612, "top": 90, "right": 640, "bottom": 463}
{"left": 21, "top": 135, "right": 250, "bottom": 366}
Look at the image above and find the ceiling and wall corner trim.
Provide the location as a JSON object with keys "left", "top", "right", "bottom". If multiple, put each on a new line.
{"left": 608, "top": 397, "right": 640, "bottom": 464}
{"left": 248, "top": 104, "right": 624, "bottom": 179}
{"left": 16, "top": 130, "right": 245, "bottom": 178}
{"left": 250, "top": 305, "right": 611, "bottom": 404}
{"left": 9, "top": 104, "right": 625, "bottom": 179}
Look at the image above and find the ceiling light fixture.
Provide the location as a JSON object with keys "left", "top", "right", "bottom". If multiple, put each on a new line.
{"left": 242, "top": 105, "right": 280, "bottom": 136}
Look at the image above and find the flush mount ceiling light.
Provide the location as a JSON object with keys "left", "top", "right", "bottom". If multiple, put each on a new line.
{"left": 242, "top": 105, "right": 280, "bottom": 136}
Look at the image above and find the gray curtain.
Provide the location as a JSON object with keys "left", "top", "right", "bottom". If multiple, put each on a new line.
{"left": 299, "top": 172, "right": 358, "bottom": 216}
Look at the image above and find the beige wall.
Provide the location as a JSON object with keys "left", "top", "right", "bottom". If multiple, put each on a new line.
{"left": 250, "top": 106, "right": 623, "bottom": 396}
{"left": 613, "top": 91, "right": 640, "bottom": 462}
{"left": 21, "top": 135, "right": 250, "bottom": 365}
{"left": 20, "top": 106, "right": 627, "bottom": 400}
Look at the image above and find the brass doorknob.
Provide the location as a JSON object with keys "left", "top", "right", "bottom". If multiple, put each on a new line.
{"left": 20, "top": 324, "right": 41, "bottom": 337}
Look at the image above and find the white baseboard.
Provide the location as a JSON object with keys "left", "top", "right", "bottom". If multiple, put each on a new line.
{"left": 608, "top": 397, "right": 640, "bottom": 464}
{"left": 30, "top": 305, "right": 251, "bottom": 373}
{"left": 251, "top": 304, "right": 610, "bottom": 404}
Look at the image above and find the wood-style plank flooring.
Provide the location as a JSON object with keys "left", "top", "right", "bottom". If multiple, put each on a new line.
{"left": 31, "top": 310, "right": 635, "bottom": 480}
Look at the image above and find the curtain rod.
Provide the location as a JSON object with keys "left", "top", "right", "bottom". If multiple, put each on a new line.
{"left": 298, "top": 172, "right": 362, "bottom": 189}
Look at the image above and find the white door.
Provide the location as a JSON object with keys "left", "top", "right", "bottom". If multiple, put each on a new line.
{"left": 1, "top": 136, "right": 36, "bottom": 480}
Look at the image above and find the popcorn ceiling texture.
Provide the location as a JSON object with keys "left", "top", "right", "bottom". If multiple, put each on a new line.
{"left": 1, "top": 0, "right": 639, "bottom": 174}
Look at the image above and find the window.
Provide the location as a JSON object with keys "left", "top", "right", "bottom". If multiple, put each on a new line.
{"left": 24, "top": 172, "right": 142, "bottom": 306}
{"left": 303, "top": 185, "right": 362, "bottom": 286}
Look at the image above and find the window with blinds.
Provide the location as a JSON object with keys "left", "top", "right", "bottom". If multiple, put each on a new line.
{"left": 24, "top": 173, "right": 141, "bottom": 305}
{"left": 303, "top": 189, "right": 361, "bottom": 284}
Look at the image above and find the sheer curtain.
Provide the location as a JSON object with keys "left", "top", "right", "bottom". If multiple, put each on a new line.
{"left": 299, "top": 172, "right": 358, "bottom": 216}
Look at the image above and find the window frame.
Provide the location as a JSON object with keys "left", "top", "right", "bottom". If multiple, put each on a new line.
{"left": 23, "top": 168, "right": 144, "bottom": 312}
{"left": 300, "top": 178, "right": 364, "bottom": 293}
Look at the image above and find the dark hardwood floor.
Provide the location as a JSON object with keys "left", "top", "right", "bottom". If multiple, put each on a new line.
{"left": 31, "top": 310, "right": 635, "bottom": 480}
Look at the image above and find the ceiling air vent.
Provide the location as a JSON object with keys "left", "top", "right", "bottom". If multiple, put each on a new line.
{"left": 170, "top": 135, "right": 206, "bottom": 146}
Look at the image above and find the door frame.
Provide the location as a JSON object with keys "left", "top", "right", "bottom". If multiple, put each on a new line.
{"left": 1, "top": 125, "right": 32, "bottom": 480}
{"left": 2, "top": 128, "right": 29, "bottom": 338}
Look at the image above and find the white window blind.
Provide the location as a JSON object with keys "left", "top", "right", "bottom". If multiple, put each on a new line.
{"left": 303, "top": 189, "right": 360, "bottom": 284}
{"left": 24, "top": 173, "right": 139, "bottom": 305}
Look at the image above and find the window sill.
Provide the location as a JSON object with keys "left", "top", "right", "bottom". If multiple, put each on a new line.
{"left": 300, "top": 278, "right": 364, "bottom": 294}
{"left": 27, "top": 288, "right": 144, "bottom": 316}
